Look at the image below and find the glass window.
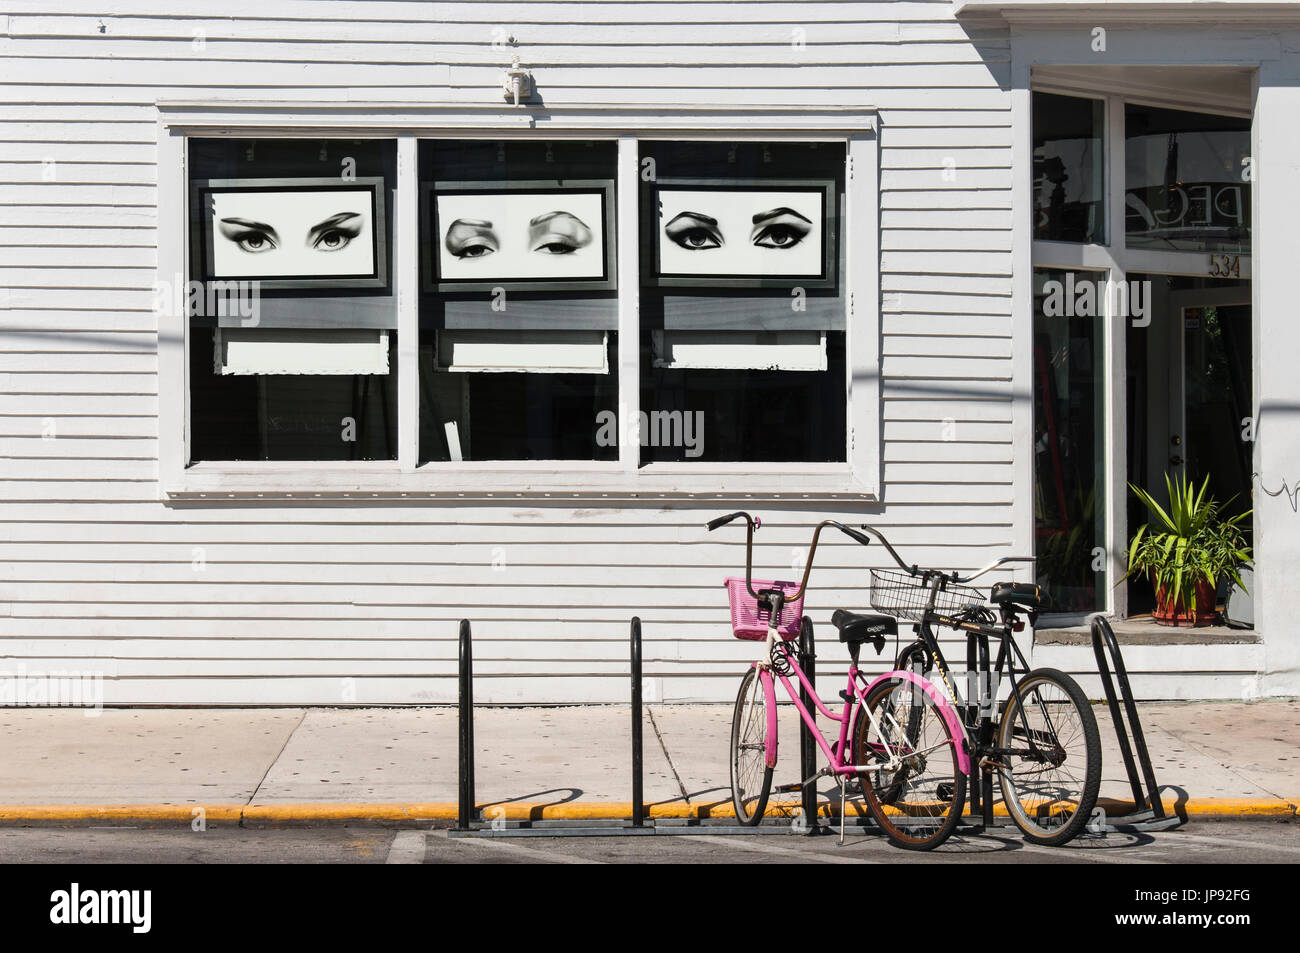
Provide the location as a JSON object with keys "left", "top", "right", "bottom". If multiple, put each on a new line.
{"left": 1033, "top": 93, "right": 1105, "bottom": 245}
{"left": 1033, "top": 268, "right": 1107, "bottom": 613}
{"left": 417, "top": 139, "right": 618, "bottom": 462}
{"left": 637, "top": 141, "right": 847, "bottom": 463}
{"left": 187, "top": 138, "right": 398, "bottom": 461}
{"left": 1125, "top": 104, "right": 1250, "bottom": 253}
{"left": 183, "top": 134, "right": 858, "bottom": 471}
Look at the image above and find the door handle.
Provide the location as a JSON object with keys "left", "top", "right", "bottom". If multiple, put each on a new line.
{"left": 1169, "top": 455, "right": 1184, "bottom": 467}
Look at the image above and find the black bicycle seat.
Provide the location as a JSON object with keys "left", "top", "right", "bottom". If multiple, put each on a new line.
{"left": 831, "top": 609, "right": 895, "bottom": 653}
{"left": 990, "top": 582, "right": 1045, "bottom": 612}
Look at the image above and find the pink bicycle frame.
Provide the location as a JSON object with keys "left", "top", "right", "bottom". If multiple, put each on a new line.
{"left": 750, "top": 656, "right": 971, "bottom": 776}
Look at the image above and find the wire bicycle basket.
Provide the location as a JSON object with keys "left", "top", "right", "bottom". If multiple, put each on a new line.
{"left": 868, "top": 569, "right": 986, "bottom": 623}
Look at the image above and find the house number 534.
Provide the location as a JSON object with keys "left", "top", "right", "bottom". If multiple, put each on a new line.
{"left": 1208, "top": 253, "right": 1240, "bottom": 278}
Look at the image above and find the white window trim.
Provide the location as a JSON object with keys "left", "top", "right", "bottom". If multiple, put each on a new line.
{"left": 156, "top": 103, "right": 879, "bottom": 501}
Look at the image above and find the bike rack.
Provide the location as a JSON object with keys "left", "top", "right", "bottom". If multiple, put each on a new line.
{"left": 455, "top": 619, "right": 475, "bottom": 832}
{"left": 1090, "top": 615, "right": 1184, "bottom": 833}
{"left": 449, "top": 616, "right": 869, "bottom": 838}
{"left": 451, "top": 613, "right": 1183, "bottom": 841}
{"left": 797, "top": 617, "right": 820, "bottom": 830}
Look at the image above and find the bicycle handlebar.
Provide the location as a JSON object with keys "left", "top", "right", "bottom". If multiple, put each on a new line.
{"left": 706, "top": 511, "right": 749, "bottom": 532}
{"left": 858, "top": 523, "right": 1034, "bottom": 583}
{"left": 708, "top": 512, "right": 872, "bottom": 603}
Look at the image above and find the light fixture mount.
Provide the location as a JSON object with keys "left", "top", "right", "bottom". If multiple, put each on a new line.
{"left": 502, "top": 57, "right": 534, "bottom": 107}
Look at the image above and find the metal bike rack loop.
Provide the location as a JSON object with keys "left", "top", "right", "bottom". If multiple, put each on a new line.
{"left": 797, "top": 617, "right": 820, "bottom": 831}
{"left": 1090, "top": 615, "right": 1183, "bottom": 832}
{"left": 455, "top": 619, "right": 476, "bottom": 832}
{"left": 631, "top": 616, "right": 644, "bottom": 828}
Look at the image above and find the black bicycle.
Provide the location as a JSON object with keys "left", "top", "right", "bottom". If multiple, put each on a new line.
{"left": 852, "top": 525, "right": 1102, "bottom": 847}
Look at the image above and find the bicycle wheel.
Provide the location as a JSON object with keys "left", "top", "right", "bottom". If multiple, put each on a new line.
{"left": 853, "top": 676, "right": 965, "bottom": 851}
{"left": 997, "top": 667, "right": 1101, "bottom": 846}
{"left": 893, "top": 640, "right": 933, "bottom": 673}
{"left": 730, "top": 667, "right": 773, "bottom": 825}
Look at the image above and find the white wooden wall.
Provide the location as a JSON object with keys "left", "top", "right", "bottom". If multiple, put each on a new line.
{"left": 0, "top": 1, "right": 1022, "bottom": 704}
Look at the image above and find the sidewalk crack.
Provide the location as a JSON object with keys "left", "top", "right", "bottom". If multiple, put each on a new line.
{"left": 242, "top": 709, "right": 307, "bottom": 827}
{"left": 1147, "top": 721, "right": 1288, "bottom": 802}
{"left": 647, "top": 708, "right": 691, "bottom": 805}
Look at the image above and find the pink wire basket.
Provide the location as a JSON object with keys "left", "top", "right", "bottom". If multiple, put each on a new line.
{"left": 725, "top": 577, "right": 805, "bottom": 641}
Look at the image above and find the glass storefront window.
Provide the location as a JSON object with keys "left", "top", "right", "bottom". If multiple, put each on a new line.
{"left": 187, "top": 138, "right": 398, "bottom": 461}
{"left": 637, "top": 141, "right": 847, "bottom": 463}
{"left": 1033, "top": 268, "right": 1107, "bottom": 613}
{"left": 184, "top": 135, "right": 855, "bottom": 469}
{"left": 417, "top": 139, "right": 619, "bottom": 462}
{"left": 1125, "top": 104, "right": 1251, "bottom": 253}
{"left": 1033, "top": 93, "right": 1105, "bottom": 245}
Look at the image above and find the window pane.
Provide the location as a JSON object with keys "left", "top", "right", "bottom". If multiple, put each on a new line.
{"left": 1125, "top": 103, "right": 1250, "bottom": 253}
{"left": 418, "top": 140, "right": 618, "bottom": 462}
{"left": 638, "top": 141, "right": 847, "bottom": 464}
{"left": 1033, "top": 268, "right": 1107, "bottom": 613}
{"left": 190, "top": 327, "right": 397, "bottom": 461}
{"left": 1033, "top": 92, "right": 1105, "bottom": 245}
{"left": 187, "top": 138, "right": 397, "bottom": 461}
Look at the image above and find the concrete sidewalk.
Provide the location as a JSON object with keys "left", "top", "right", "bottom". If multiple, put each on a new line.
{"left": 0, "top": 699, "right": 1295, "bottom": 824}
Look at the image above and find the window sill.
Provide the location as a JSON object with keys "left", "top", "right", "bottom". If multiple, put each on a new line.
{"left": 162, "top": 461, "right": 876, "bottom": 502}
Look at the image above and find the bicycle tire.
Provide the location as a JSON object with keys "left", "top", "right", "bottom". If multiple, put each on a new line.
{"left": 893, "top": 640, "right": 934, "bottom": 673}
{"left": 730, "top": 667, "right": 773, "bottom": 826}
{"left": 997, "top": 667, "right": 1101, "bottom": 846}
{"left": 854, "top": 676, "right": 965, "bottom": 851}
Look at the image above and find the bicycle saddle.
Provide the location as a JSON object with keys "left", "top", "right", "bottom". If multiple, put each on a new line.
{"left": 990, "top": 582, "right": 1045, "bottom": 611}
{"left": 830, "top": 609, "right": 895, "bottom": 653}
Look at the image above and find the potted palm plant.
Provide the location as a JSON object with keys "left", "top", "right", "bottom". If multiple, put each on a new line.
{"left": 1125, "top": 473, "right": 1251, "bottom": 627}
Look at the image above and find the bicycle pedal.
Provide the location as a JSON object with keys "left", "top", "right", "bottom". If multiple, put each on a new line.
{"left": 937, "top": 782, "right": 955, "bottom": 802}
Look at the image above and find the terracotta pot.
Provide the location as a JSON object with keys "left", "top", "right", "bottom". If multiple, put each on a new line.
{"left": 1152, "top": 577, "right": 1218, "bottom": 627}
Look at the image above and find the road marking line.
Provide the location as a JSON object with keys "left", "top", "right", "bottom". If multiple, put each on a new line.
{"left": 677, "top": 834, "right": 879, "bottom": 864}
{"left": 1166, "top": 829, "right": 1300, "bottom": 857}
{"left": 441, "top": 834, "right": 605, "bottom": 865}
{"left": 1018, "top": 840, "right": 1163, "bottom": 864}
{"left": 386, "top": 830, "right": 427, "bottom": 864}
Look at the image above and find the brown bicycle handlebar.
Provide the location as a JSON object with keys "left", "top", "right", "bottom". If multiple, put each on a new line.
{"left": 707, "top": 513, "right": 872, "bottom": 603}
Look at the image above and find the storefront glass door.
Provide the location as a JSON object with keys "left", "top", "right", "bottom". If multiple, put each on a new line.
{"left": 1124, "top": 277, "right": 1252, "bottom": 616}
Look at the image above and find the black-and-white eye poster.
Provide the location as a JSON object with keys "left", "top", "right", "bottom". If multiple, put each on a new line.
{"left": 424, "top": 180, "right": 616, "bottom": 293}
{"left": 650, "top": 179, "right": 836, "bottom": 289}
{"left": 193, "top": 177, "right": 388, "bottom": 290}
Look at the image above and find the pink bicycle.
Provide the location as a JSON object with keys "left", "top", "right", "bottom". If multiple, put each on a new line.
{"left": 709, "top": 512, "right": 970, "bottom": 850}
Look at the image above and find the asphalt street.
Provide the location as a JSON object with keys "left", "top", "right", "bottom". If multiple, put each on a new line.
{"left": 0, "top": 819, "right": 1294, "bottom": 864}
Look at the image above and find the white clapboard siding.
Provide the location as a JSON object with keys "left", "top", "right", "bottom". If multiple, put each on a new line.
{"left": 0, "top": 0, "right": 1026, "bottom": 703}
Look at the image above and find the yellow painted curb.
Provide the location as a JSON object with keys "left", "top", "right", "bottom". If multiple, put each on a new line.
{"left": 0, "top": 804, "right": 245, "bottom": 823}
{"left": 0, "top": 797, "right": 1292, "bottom": 824}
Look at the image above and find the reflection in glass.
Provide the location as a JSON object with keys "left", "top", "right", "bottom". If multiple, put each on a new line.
{"left": 1033, "top": 268, "right": 1106, "bottom": 612}
{"left": 1033, "top": 93, "right": 1105, "bottom": 245}
{"left": 1125, "top": 103, "right": 1250, "bottom": 253}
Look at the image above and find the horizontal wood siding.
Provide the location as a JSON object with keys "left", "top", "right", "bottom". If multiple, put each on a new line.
{"left": 0, "top": 1, "right": 1019, "bottom": 703}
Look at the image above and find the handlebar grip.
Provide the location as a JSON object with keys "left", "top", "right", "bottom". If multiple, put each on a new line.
{"left": 841, "top": 526, "right": 873, "bottom": 548}
{"left": 706, "top": 511, "right": 747, "bottom": 531}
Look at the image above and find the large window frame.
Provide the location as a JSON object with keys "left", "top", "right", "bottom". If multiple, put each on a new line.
{"left": 156, "top": 104, "right": 879, "bottom": 500}
{"left": 1024, "top": 82, "right": 1253, "bottom": 623}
